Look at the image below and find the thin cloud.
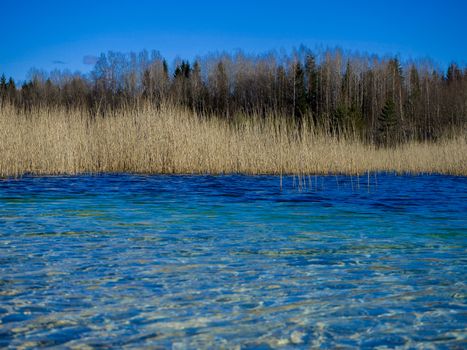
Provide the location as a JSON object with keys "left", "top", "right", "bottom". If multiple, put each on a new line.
{"left": 83, "top": 55, "right": 98, "bottom": 65}
{"left": 52, "top": 60, "right": 66, "bottom": 65}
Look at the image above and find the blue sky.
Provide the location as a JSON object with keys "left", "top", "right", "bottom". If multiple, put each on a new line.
{"left": 1, "top": 0, "right": 466, "bottom": 81}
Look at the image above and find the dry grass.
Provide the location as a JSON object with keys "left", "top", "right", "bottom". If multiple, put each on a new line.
{"left": 0, "top": 104, "right": 466, "bottom": 177}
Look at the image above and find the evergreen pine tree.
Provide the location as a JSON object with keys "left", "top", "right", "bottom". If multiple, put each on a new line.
{"left": 213, "top": 61, "right": 228, "bottom": 115}
{"left": 0, "top": 74, "right": 6, "bottom": 89}
{"left": 292, "top": 62, "right": 307, "bottom": 119}
{"left": 162, "top": 60, "right": 169, "bottom": 79}
{"left": 407, "top": 65, "right": 421, "bottom": 126}
{"left": 142, "top": 69, "right": 152, "bottom": 99}
{"left": 331, "top": 105, "right": 347, "bottom": 134}
{"left": 377, "top": 99, "right": 398, "bottom": 146}
{"left": 341, "top": 60, "right": 352, "bottom": 107}
{"left": 304, "top": 54, "right": 318, "bottom": 115}
{"left": 191, "top": 61, "right": 204, "bottom": 111}
{"left": 275, "top": 65, "right": 287, "bottom": 112}
{"left": 0, "top": 74, "right": 6, "bottom": 102}
{"left": 7, "top": 77, "right": 16, "bottom": 102}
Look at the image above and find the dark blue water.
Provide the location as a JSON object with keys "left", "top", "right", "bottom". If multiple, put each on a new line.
{"left": 1, "top": 174, "right": 466, "bottom": 349}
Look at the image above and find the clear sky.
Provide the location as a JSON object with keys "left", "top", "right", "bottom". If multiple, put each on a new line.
{"left": 1, "top": 0, "right": 466, "bottom": 81}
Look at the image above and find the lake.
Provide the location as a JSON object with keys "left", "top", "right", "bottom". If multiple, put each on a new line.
{"left": 1, "top": 174, "right": 466, "bottom": 348}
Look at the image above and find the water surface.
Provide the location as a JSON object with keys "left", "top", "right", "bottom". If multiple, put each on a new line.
{"left": 1, "top": 174, "right": 466, "bottom": 348}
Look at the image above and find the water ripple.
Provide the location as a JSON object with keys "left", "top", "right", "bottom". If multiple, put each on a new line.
{"left": 0, "top": 174, "right": 466, "bottom": 348}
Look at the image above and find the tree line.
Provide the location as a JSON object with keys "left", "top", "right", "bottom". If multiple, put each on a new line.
{"left": 1, "top": 46, "right": 466, "bottom": 146}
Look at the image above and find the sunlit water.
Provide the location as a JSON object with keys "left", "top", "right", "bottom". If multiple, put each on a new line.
{"left": 0, "top": 174, "right": 466, "bottom": 349}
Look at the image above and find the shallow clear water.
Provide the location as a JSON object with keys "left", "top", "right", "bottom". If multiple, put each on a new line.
{"left": 0, "top": 174, "right": 466, "bottom": 349}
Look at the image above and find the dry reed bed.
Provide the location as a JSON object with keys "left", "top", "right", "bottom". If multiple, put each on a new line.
{"left": 0, "top": 105, "right": 466, "bottom": 177}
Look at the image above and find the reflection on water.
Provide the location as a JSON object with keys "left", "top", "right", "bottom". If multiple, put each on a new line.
{"left": 0, "top": 174, "right": 466, "bottom": 348}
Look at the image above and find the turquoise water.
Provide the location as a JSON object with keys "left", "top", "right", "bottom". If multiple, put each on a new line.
{"left": 0, "top": 174, "right": 466, "bottom": 349}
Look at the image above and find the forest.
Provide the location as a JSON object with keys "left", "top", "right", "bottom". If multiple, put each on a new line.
{"left": 1, "top": 46, "right": 466, "bottom": 147}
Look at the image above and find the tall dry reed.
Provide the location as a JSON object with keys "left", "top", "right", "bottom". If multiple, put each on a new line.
{"left": 0, "top": 104, "right": 466, "bottom": 177}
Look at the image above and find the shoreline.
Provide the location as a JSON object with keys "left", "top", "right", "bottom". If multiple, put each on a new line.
{"left": 2, "top": 171, "right": 467, "bottom": 179}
